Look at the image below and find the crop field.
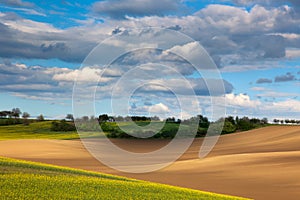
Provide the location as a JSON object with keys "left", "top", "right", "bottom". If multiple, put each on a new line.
{"left": 0, "top": 157, "right": 244, "bottom": 200}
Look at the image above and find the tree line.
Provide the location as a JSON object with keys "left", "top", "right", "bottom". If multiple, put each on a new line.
{"left": 72, "top": 114, "right": 271, "bottom": 138}
{"left": 0, "top": 108, "right": 44, "bottom": 125}
{"left": 273, "top": 119, "right": 300, "bottom": 125}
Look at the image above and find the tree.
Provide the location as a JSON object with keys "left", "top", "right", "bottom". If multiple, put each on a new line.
{"left": 222, "top": 120, "right": 236, "bottom": 134}
{"left": 22, "top": 112, "right": 30, "bottom": 119}
{"left": 11, "top": 108, "right": 21, "bottom": 118}
{"left": 51, "top": 120, "right": 76, "bottom": 132}
{"left": 166, "top": 117, "right": 176, "bottom": 123}
{"left": 235, "top": 116, "right": 239, "bottom": 124}
{"left": 226, "top": 116, "right": 236, "bottom": 125}
{"left": 250, "top": 118, "right": 260, "bottom": 124}
{"left": 22, "top": 112, "right": 30, "bottom": 125}
{"left": 66, "top": 114, "right": 74, "bottom": 121}
{"left": 6, "top": 111, "right": 13, "bottom": 118}
{"left": 82, "top": 116, "right": 89, "bottom": 121}
{"left": 237, "top": 117, "right": 254, "bottom": 131}
{"left": 0, "top": 111, "right": 7, "bottom": 118}
{"left": 199, "top": 115, "right": 209, "bottom": 128}
{"left": 37, "top": 114, "right": 44, "bottom": 121}
{"left": 98, "top": 114, "right": 109, "bottom": 123}
{"left": 150, "top": 116, "right": 160, "bottom": 121}
{"left": 90, "top": 115, "right": 95, "bottom": 121}
{"left": 115, "top": 116, "right": 124, "bottom": 122}
{"left": 261, "top": 117, "right": 268, "bottom": 124}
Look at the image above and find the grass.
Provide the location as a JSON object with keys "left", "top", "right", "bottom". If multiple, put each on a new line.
{"left": 0, "top": 121, "right": 80, "bottom": 140}
{"left": 0, "top": 157, "right": 247, "bottom": 200}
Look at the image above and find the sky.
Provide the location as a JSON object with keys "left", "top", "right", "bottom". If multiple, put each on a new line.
{"left": 0, "top": 0, "right": 299, "bottom": 120}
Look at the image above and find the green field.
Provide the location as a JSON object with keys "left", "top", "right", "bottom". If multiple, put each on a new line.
{"left": 0, "top": 157, "right": 246, "bottom": 200}
{"left": 0, "top": 121, "right": 80, "bottom": 140}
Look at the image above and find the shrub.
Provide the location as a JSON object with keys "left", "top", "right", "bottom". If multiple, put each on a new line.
{"left": 222, "top": 121, "right": 236, "bottom": 134}
{"left": 51, "top": 120, "right": 76, "bottom": 132}
{"left": 37, "top": 114, "right": 44, "bottom": 121}
{"left": 0, "top": 118, "right": 22, "bottom": 126}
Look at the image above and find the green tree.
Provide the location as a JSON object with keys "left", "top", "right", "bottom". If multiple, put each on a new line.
{"left": 66, "top": 114, "right": 74, "bottom": 121}
{"left": 98, "top": 114, "right": 109, "bottom": 123}
{"left": 261, "top": 117, "right": 268, "bottom": 124}
{"left": 12, "top": 108, "right": 21, "bottom": 118}
{"left": 0, "top": 111, "right": 8, "bottom": 118}
{"left": 37, "top": 114, "right": 44, "bottom": 121}
{"left": 226, "top": 116, "right": 236, "bottom": 125}
{"left": 22, "top": 112, "right": 30, "bottom": 125}
{"left": 198, "top": 115, "right": 209, "bottom": 128}
{"left": 237, "top": 117, "right": 254, "bottom": 131}
{"left": 51, "top": 120, "right": 76, "bottom": 132}
{"left": 222, "top": 120, "right": 236, "bottom": 134}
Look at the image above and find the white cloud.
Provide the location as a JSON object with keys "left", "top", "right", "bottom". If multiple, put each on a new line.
{"left": 224, "top": 93, "right": 300, "bottom": 119}
{"left": 2, "top": 16, "right": 59, "bottom": 34}
{"left": 53, "top": 67, "right": 101, "bottom": 82}
{"left": 225, "top": 93, "right": 261, "bottom": 108}
{"left": 0, "top": 3, "right": 299, "bottom": 66}
{"left": 286, "top": 48, "right": 300, "bottom": 59}
{"left": 149, "top": 103, "right": 170, "bottom": 114}
{"left": 250, "top": 87, "right": 269, "bottom": 91}
{"left": 52, "top": 67, "right": 121, "bottom": 83}
{"left": 266, "top": 99, "right": 300, "bottom": 113}
{"left": 269, "top": 33, "right": 300, "bottom": 40}
{"left": 165, "top": 41, "right": 199, "bottom": 61}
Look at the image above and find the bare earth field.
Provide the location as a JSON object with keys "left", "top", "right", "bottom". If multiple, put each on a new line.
{"left": 1, "top": 126, "right": 300, "bottom": 199}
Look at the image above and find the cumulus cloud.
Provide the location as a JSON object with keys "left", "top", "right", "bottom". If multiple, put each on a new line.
{"left": 0, "top": 13, "right": 99, "bottom": 62}
{"left": 226, "top": 0, "right": 300, "bottom": 10}
{"left": 127, "top": 4, "right": 299, "bottom": 67}
{"left": 0, "top": 1, "right": 299, "bottom": 120}
{"left": 0, "top": 3, "right": 299, "bottom": 68}
{"left": 53, "top": 67, "right": 102, "bottom": 82}
{"left": 286, "top": 48, "right": 300, "bottom": 59}
{"left": 226, "top": 93, "right": 261, "bottom": 108}
{"left": 0, "top": 62, "right": 73, "bottom": 101}
{"left": 135, "top": 78, "right": 233, "bottom": 96}
{"left": 149, "top": 103, "right": 170, "bottom": 113}
{"left": 128, "top": 102, "right": 171, "bottom": 117}
{"left": 274, "top": 72, "right": 296, "bottom": 82}
{"left": 0, "top": 60, "right": 233, "bottom": 107}
{"left": 91, "top": 0, "right": 183, "bottom": 19}
{"left": 270, "top": 99, "right": 300, "bottom": 113}
{"left": 256, "top": 78, "right": 273, "bottom": 84}
{"left": 216, "top": 92, "right": 300, "bottom": 119}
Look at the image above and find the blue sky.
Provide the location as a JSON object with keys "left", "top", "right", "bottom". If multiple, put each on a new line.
{"left": 0, "top": 0, "right": 299, "bottom": 120}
